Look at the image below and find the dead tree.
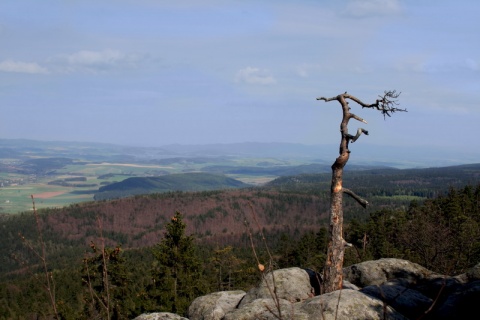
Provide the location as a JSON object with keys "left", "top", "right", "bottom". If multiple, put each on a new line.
{"left": 316, "top": 90, "right": 406, "bottom": 293}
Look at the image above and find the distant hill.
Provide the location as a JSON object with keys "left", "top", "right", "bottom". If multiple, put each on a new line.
{"left": 202, "top": 163, "right": 392, "bottom": 176}
{"left": 265, "top": 163, "right": 480, "bottom": 196}
{"left": 94, "top": 172, "right": 250, "bottom": 200}
{"left": 93, "top": 162, "right": 480, "bottom": 202}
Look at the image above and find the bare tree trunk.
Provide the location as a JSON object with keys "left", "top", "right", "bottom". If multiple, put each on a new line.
{"left": 317, "top": 91, "right": 405, "bottom": 293}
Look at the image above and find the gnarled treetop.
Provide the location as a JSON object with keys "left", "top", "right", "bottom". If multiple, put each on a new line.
{"left": 317, "top": 90, "right": 407, "bottom": 119}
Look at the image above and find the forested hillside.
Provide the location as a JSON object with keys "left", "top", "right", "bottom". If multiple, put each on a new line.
{"left": 1, "top": 164, "right": 480, "bottom": 319}
{"left": 0, "top": 189, "right": 329, "bottom": 275}
{"left": 344, "top": 184, "right": 480, "bottom": 274}
{"left": 2, "top": 163, "right": 480, "bottom": 277}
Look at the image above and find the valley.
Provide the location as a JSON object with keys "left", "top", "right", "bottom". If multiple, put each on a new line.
{"left": 1, "top": 139, "right": 480, "bottom": 214}
{"left": 0, "top": 141, "right": 291, "bottom": 213}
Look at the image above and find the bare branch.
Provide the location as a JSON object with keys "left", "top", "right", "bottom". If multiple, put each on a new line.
{"left": 316, "top": 96, "right": 338, "bottom": 102}
{"left": 342, "top": 188, "right": 369, "bottom": 208}
{"left": 375, "top": 90, "right": 406, "bottom": 118}
{"left": 345, "top": 90, "right": 406, "bottom": 119}
{"left": 348, "top": 128, "right": 369, "bottom": 143}
{"left": 343, "top": 240, "right": 353, "bottom": 248}
{"left": 350, "top": 114, "right": 367, "bottom": 124}
{"left": 318, "top": 91, "right": 406, "bottom": 120}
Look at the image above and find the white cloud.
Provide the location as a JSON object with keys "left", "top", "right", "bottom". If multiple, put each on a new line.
{"left": 344, "top": 0, "right": 402, "bottom": 18}
{"left": 66, "top": 50, "right": 122, "bottom": 65}
{"left": 235, "top": 67, "right": 276, "bottom": 85}
{"left": 56, "top": 49, "right": 141, "bottom": 73}
{"left": 0, "top": 60, "right": 48, "bottom": 74}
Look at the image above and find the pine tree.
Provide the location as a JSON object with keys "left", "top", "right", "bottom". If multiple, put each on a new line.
{"left": 149, "top": 211, "right": 205, "bottom": 315}
{"left": 209, "top": 246, "right": 244, "bottom": 291}
{"left": 82, "top": 243, "right": 133, "bottom": 319}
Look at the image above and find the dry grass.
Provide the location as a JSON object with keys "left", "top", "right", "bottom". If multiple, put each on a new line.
{"left": 31, "top": 191, "right": 67, "bottom": 199}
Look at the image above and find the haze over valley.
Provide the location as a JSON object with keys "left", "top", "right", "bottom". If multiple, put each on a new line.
{"left": 0, "top": 138, "right": 479, "bottom": 214}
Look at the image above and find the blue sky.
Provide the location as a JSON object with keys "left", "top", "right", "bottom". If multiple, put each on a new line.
{"left": 1, "top": 0, "right": 479, "bottom": 153}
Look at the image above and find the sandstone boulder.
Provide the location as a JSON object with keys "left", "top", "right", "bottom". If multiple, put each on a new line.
{"left": 187, "top": 290, "right": 246, "bottom": 320}
{"left": 134, "top": 258, "right": 480, "bottom": 320}
{"left": 132, "top": 312, "right": 189, "bottom": 320}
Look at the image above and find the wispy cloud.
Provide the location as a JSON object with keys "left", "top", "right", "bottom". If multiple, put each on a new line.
{"left": 0, "top": 60, "right": 48, "bottom": 74}
{"left": 344, "top": 0, "right": 402, "bottom": 18}
{"left": 395, "top": 55, "right": 480, "bottom": 74}
{"left": 235, "top": 67, "right": 276, "bottom": 85}
{"left": 55, "top": 49, "right": 141, "bottom": 73}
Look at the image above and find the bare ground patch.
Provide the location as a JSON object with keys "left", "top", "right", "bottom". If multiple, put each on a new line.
{"left": 32, "top": 191, "right": 67, "bottom": 199}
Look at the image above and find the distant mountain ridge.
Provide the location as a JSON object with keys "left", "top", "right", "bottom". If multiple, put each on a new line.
{"left": 2, "top": 138, "right": 480, "bottom": 168}
{"left": 202, "top": 163, "right": 392, "bottom": 176}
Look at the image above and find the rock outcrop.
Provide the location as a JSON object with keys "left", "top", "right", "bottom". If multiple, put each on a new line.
{"left": 133, "top": 258, "right": 480, "bottom": 320}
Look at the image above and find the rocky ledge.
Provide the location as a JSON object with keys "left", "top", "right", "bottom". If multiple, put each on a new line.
{"left": 134, "top": 258, "right": 480, "bottom": 320}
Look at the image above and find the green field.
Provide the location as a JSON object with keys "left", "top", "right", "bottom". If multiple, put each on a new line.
{"left": 0, "top": 162, "right": 169, "bottom": 213}
{"left": 0, "top": 160, "right": 279, "bottom": 214}
{"left": 0, "top": 181, "right": 93, "bottom": 214}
